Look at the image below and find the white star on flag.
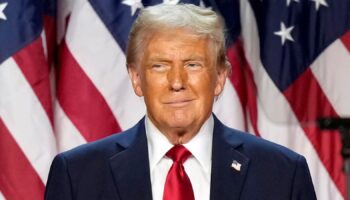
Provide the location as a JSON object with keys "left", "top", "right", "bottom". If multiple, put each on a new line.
{"left": 122, "top": 0, "right": 143, "bottom": 16}
{"left": 286, "top": 0, "right": 299, "bottom": 6}
{"left": 163, "top": 0, "right": 180, "bottom": 5}
{"left": 199, "top": 0, "right": 212, "bottom": 9}
{"left": 274, "top": 22, "right": 295, "bottom": 45}
{"left": 199, "top": 0, "right": 206, "bottom": 8}
{"left": 0, "top": 2, "right": 8, "bottom": 20}
{"left": 311, "top": 0, "right": 328, "bottom": 10}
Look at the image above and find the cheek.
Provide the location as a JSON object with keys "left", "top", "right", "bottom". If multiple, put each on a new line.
{"left": 141, "top": 72, "right": 167, "bottom": 99}
{"left": 189, "top": 72, "right": 217, "bottom": 98}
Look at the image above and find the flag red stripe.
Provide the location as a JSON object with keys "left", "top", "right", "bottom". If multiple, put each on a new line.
{"left": 0, "top": 119, "right": 45, "bottom": 200}
{"left": 283, "top": 69, "right": 345, "bottom": 198}
{"left": 227, "top": 41, "right": 261, "bottom": 136}
{"left": 12, "top": 38, "right": 53, "bottom": 125}
{"left": 340, "top": 30, "right": 350, "bottom": 52}
{"left": 57, "top": 41, "right": 121, "bottom": 142}
{"left": 44, "top": 15, "right": 56, "bottom": 66}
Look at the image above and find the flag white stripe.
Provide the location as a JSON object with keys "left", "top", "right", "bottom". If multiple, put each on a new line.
{"left": 57, "top": 0, "right": 74, "bottom": 43}
{"left": 311, "top": 40, "right": 350, "bottom": 116}
{"left": 246, "top": 112, "right": 256, "bottom": 135}
{"left": 64, "top": 0, "right": 146, "bottom": 130}
{"left": 41, "top": 33, "right": 48, "bottom": 58}
{"left": 213, "top": 81, "right": 246, "bottom": 131}
{"left": 256, "top": 106, "right": 342, "bottom": 200}
{"left": 0, "top": 191, "right": 5, "bottom": 200}
{"left": 239, "top": 1, "right": 343, "bottom": 199}
{"left": 54, "top": 102, "right": 86, "bottom": 152}
{"left": 0, "top": 58, "right": 56, "bottom": 184}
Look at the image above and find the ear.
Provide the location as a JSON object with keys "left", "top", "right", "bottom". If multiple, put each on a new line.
{"left": 214, "top": 67, "right": 228, "bottom": 96}
{"left": 128, "top": 65, "right": 143, "bottom": 97}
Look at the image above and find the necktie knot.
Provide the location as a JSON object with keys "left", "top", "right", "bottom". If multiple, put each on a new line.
{"left": 166, "top": 145, "right": 192, "bottom": 164}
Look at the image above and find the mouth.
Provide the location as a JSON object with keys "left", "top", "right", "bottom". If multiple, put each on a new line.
{"left": 163, "top": 99, "right": 194, "bottom": 107}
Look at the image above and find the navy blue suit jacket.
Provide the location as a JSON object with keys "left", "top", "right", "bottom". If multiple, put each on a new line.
{"left": 45, "top": 116, "right": 317, "bottom": 200}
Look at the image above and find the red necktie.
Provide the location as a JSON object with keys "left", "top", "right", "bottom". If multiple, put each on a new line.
{"left": 163, "top": 145, "right": 195, "bottom": 200}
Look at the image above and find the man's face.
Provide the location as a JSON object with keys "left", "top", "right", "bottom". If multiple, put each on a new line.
{"left": 128, "top": 29, "right": 227, "bottom": 141}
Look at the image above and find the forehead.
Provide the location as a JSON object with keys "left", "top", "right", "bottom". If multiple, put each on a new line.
{"left": 143, "top": 29, "right": 211, "bottom": 59}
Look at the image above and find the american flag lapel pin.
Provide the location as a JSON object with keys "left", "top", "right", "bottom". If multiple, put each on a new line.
{"left": 231, "top": 160, "right": 242, "bottom": 172}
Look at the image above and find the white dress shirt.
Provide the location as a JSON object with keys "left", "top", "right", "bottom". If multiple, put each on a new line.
{"left": 145, "top": 115, "right": 214, "bottom": 200}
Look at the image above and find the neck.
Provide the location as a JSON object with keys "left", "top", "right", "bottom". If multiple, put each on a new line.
{"left": 162, "top": 128, "right": 199, "bottom": 145}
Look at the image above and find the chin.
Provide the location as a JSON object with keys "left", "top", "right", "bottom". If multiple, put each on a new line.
{"left": 167, "top": 120, "right": 193, "bottom": 129}
{"left": 170, "top": 111, "right": 196, "bottom": 123}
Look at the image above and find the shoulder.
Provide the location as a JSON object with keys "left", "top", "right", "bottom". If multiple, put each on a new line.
{"left": 55, "top": 118, "right": 145, "bottom": 164}
{"left": 218, "top": 121, "right": 304, "bottom": 166}
{"left": 222, "top": 126, "right": 316, "bottom": 199}
{"left": 45, "top": 120, "right": 146, "bottom": 199}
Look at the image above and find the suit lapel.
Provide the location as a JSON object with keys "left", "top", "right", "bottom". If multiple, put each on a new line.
{"left": 108, "top": 119, "right": 153, "bottom": 200}
{"left": 210, "top": 116, "right": 250, "bottom": 200}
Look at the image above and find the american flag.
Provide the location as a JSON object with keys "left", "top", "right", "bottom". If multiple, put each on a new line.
{"left": 0, "top": 0, "right": 56, "bottom": 199}
{"left": 0, "top": 0, "right": 349, "bottom": 199}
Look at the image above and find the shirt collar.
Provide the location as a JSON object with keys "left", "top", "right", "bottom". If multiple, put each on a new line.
{"left": 145, "top": 115, "right": 214, "bottom": 173}
{"left": 145, "top": 116, "right": 173, "bottom": 171}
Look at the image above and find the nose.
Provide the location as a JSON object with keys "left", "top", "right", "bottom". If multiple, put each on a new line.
{"left": 167, "top": 65, "right": 187, "bottom": 91}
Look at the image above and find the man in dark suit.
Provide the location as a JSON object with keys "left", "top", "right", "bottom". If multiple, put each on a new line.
{"left": 45, "top": 4, "right": 317, "bottom": 200}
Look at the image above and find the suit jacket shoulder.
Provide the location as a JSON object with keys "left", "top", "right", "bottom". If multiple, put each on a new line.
{"left": 45, "top": 117, "right": 153, "bottom": 200}
{"left": 210, "top": 116, "right": 317, "bottom": 200}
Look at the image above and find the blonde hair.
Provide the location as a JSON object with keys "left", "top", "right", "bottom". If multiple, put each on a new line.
{"left": 126, "top": 4, "right": 231, "bottom": 71}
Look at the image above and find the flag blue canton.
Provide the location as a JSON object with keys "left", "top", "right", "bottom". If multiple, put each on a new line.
{"left": 249, "top": 0, "right": 350, "bottom": 91}
{"left": 211, "top": 0, "right": 241, "bottom": 45}
{"left": 44, "top": 0, "right": 56, "bottom": 17}
{"left": 0, "top": 0, "right": 44, "bottom": 64}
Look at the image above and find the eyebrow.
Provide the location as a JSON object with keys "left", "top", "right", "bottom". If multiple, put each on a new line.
{"left": 148, "top": 55, "right": 206, "bottom": 62}
{"left": 184, "top": 54, "right": 206, "bottom": 61}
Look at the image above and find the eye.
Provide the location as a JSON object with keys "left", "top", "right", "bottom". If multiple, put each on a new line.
{"left": 185, "top": 62, "right": 202, "bottom": 70}
{"left": 151, "top": 63, "right": 168, "bottom": 72}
